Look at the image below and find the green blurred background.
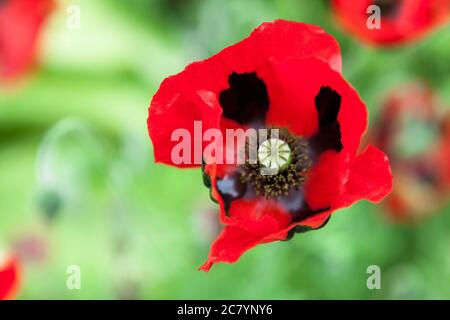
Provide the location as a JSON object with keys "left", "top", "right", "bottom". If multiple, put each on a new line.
{"left": 1, "top": 0, "right": 450, "bottom": 299}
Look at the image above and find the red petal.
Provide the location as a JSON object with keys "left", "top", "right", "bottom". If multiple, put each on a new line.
{"left": 201, "top": 143, "right": 392, "bottom": 270}
{"left": 265, "top": 209, "right": 332, "bottom": 242}
{"left": 148, "top": 20, "right": 342, "bottom": 167}
{"left": 0, "top": 0, "right": 54, "bottom": 79}
{"left": 247, "top": 20, "right": 342, "bottom": 73}
{"left": 224, "top": 198, "right": 292, "bottom": 236}
{"left": 199, "top": 226, "right": 263, "bottom": 272}
{"left": 200, "top": 199, "right": 332, "bottom": 271}
{"left": 200, "top": 168, "right": 295, "bottom": 271}
{"left": 303, "top": 150, "right": 349, "bottom": 210}
{"left": 294, "top": 210, "right": 332, "bottom": 229}
{"left": 266, "top": 57, "right": 367, "bottom": 157}
{"left": 0, "top": 255, "right": 20, "bottom": 300}
{"left": 148, "top": 90, "right": 222, "bottom": 168}
{"left": 334, "top": 145, "right": 393, "bottom": 209}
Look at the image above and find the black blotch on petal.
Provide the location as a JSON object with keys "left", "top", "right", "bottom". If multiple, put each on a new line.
{"left": 219, "top": 72, "right": 269, "bottom": 126}
{"left": 201, "top": 161, "right": 218, "bottom": 204}
{"left": 309, "top": 86, "right": 343, "bottom": 158}
{"left": 201, "top": 162, "right": 211, "bottom": 188}
{"left": 292, "top": 205, "right": 331, "bottom": 223}
{"left": 216, "top": 171, "right": 247, "bottom": 214}
{"left": 373, "top": 0, "right": 401, "bottom": 18}
{"left": 316, "top": 86, "right": 341, "bottom": 128}
{"left": 284, "top": 215, "right": 332, "bottom": 241}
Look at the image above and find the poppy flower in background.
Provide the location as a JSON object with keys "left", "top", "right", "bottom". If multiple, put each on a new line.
{"left": 0, "top": 0, "right": 54, "bottom": 81}
{"left": 147, "top": 20, "right": 392, "bottom": 271}
{"left": 0, "top": 252, "right": 20, "bottom": 300}
{"left": 370, "top": 83, "right": 450, "bottom": 221}
{"left": 332, "top": 0, "right": 450, "bottom": 46}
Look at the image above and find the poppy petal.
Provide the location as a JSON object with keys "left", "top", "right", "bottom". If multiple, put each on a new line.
{"left": 265, "top": 57, "right": 367, "bottom": 157}
{"left": 224, "top": 198, "right": 292, "bottom": 236}
{"left": 201, "top": 146, "right": 392, "bottom": 270}
{"left": 303, "top": 150, "right": 349, "bottom": 210}
{"left": 199, "top": 226, "right": 263, "bottom": 272}
{"left": 334, "top": 145, "right": 393, "bottom": 209}
{"left": 200, "top": 198, "right": 293, "bottom": 272}
{"left": 148, "top": 20, "right": 342, "bottom": 167}
{"left": 148, "top": 89, "right": 223, "bottom": 168}
{"left": 0, "top": 255, "right": 20, "bottom": 300}
{"left": 200, "top": 203, "right": 332, "bottom": 271}
{"left": 0, "top": 0, "right": 54, "bottom": 79}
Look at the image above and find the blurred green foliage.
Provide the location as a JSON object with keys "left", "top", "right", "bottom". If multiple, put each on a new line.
{"left": 1, "top": 0, "right": 450, "bottom": 299}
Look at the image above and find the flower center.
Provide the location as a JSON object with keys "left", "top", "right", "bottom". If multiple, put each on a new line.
{"left": 241, "top": 128, "right": 312, "bottom": 198}
{"left": 257, "top": 138, "right": 292, "bottom": 174}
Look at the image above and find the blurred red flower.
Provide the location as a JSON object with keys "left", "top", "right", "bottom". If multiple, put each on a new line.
{"left": 147, "top": 20, "right": 392, "bottom": 271}
{"left": 13, "top": 233, "right": 48, "bottom": 265}
{"left": 0, "top": 253, "right": 20, "bottom": 300}
{"left": 0, "top": 0, "right": 54, "bottom": 80}
{"left": 332, "top": 0, "right": 450, "bottom": 46}
{"left": 370, "top": 83, "right": 450, "bottom": 221}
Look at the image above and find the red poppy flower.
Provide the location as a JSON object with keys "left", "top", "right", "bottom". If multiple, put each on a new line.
{"left": 0, "top": 253, "right": 20, "bottom": 300}
{"left": 332, "top": 0, "right": 450, "bottom": 45}
{"left": 370, "top": 83, "right": 450, "bottom": 221}
{"left": 147, "top": 20, "right": 392, "bottom": 271}
{"left": 0, "top": 0, "right": 54, "bottom": 80}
